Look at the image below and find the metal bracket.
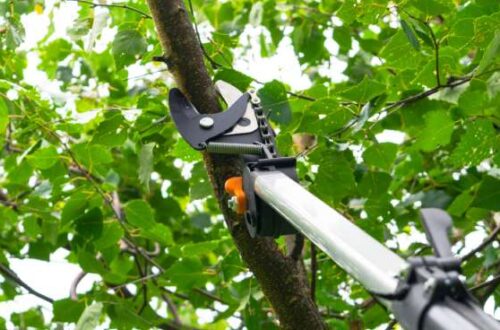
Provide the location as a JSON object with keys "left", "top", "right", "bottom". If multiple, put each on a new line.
{"left": 243, "top": 158, "right": 298, "bottom": 237}
{"left": 391, "top": 208, "right": 499, "bottom": 330}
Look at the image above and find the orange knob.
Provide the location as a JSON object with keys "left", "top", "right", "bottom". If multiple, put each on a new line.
{"left": 224, "top": 176, "right": 247, "bottom": 215}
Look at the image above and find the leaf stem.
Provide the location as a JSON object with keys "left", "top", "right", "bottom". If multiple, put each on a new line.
{"left": 66, "top": 0, "right": 151, "bottom": 19}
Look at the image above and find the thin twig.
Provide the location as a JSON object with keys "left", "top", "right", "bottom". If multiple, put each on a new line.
{"left": 70, "top": 271, "right": 87, "bottom": 300}
{"left": 368, "top": 76, "right": 472, "bottom": 130}
{"left": 404, "top": 11, "right": 441, "bottom": 86}
{"left": 186, "top": 0, "right": 221, "bottom": 69}
{"left": 286, "top": 90, "right": 316, "bottom": 101}
{"left": 111, "top": 272, "right": 163, "bottom": 290}
{"left": 430, "top": 27, "right": 441, "bottom": 87}
{"left": 66, "top": 0, "right": 151, "bottom": 19}
{"left": 469, "top": 274, "right": 500, "bottom": 292}
{"left": 192, "top": 288, "right": 227, "bottom": 304}
{"left": 134, "top": 255, "right": 149, "bottom": 315}
{"left": 0, "top": 263, "right": 54, "bottom": 303}
{"left": 385, "top": 76, "right": 471, "bottom": 111}
{"left": 159, "top": 288, "right": 182, "bottom": 325}
{"left": 461, "top": 224, "right": 500, "bottom": 261}
{"left": 124, "top": 68, "right": 170, "bottom": 81}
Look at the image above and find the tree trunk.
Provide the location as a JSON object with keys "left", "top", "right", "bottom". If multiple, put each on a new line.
{"left": 145, "top": 1, "right": 327, "bottom": 329}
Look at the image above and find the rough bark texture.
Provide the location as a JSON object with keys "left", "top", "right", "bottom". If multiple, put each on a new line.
{"left": 145, "top": 1, "right": 327, "bottom": 329}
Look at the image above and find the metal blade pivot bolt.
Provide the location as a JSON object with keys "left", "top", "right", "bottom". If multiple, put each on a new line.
{"left": 248, "top": 89, "right": 261, "bottom": 105}
{"left": 199, "top": 117, "right": 214, "bottom": 129}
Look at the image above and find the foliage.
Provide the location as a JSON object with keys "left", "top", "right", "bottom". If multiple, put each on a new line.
{"left": 0, "top": 0, "right": 499, "bottom": 328}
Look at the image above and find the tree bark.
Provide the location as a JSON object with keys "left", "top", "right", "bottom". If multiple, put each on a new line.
{"left": 145, "top": 1, "right": 327, "bottom": 329}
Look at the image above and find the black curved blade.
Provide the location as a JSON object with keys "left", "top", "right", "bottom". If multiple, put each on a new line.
{"left": 168, "top": 88, "right": 249, "bottom": 149}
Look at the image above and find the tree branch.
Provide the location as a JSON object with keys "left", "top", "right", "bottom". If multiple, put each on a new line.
{"left": 66, "top": 0, "right": 151, "bottom": 19}
{"left": 461, "top": 224, "right": 500, "bottom": 261}
{"left": 470, "top": 274, "right": 500, "bottom": 293}
{"left": 0, "top": 263, "right": 54, "bottom": 303}
{"left": 145, "top": 1, "right": 327, "bottom": 328}
{"left": 159, "top": 288, "right": 182, "bottom": 326}
{"left": 70, "top": 271, "right": 87, "bottom": 300}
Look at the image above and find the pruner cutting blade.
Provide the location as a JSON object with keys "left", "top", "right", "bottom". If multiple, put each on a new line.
{"left": 168, "top": 88, "right": 249, "bottom": 150}
{"left": 215, "top": 81, "right": 258, "bottom": 136}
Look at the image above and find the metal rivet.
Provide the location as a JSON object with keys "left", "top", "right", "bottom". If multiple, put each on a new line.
{"left": 251, "top": 96, "right": 261, "bottom": 105}
{"left": 199, "top": 117, "right": 214, "bottom": 129}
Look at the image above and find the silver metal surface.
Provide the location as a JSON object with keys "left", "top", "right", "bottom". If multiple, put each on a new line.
{"left": 252, "top": 171, "right": 407, "bottom": 295}
{"left": 215, "top": 80, "right": 258, "bottom": 135}
{"left": 199, "top": 117, "right": 214, "bottom": 129}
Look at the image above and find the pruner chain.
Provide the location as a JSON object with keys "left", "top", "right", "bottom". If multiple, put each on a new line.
{"left": 248, "top": 89, "right": 277, "bottom": 159}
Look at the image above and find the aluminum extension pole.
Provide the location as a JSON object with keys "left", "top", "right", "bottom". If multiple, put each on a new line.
{"left": 253, "top": 171, "right": 407, "bottom": 295}
{"left": 252, "top": 171, "right": 496, "bottom": 330}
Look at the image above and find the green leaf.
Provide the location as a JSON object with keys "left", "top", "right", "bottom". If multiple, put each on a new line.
{"left": 138, "top": 143, "right": 155, "bottom": 191}
{"left": 165, "top": 257, "right": 210, "bottom": 290}
{"left": 401, "top": 20, "right": 420, "bottom": 51}
{"left": 472, "top": 176, "right": 500, "bottom": 211}
{"left": 291, "top": 20, "right": 328, "bottom": 65}
{"left": 336, "top": 0, "right": 356, "bottom": 24}
{"left": 339, "top": 77, "right": 385, "bottom": 102}
{"left": 53, "top": 299, "right": 86, "bottom": 323}
{"left": 477, "top": 30, "right": 500, "bottom": 74}
{"left": 91, "top": 113, "right": 128, "bottom": 147}
{"left": 258, "top": 80, "right": 291, "bottom": 124}
{"left": 415, "top": 111, "right": 454, "bottom": 152}
{"left": 112, "top": 29, "right": 147, "bottom": 69}
{"left": 189, "top": 162, "right": 212, "bottom": 200}
{"left": 448, "top": 191, "right": 474, "bottom": 216}
{"left": 0, "top": 97, "right": 8, "bottom": 139}
{"left": 72, "top": 143, "right": 113, "bottom": 168}
{"left": 62, "top": 192, "right": 89, "bottom": 225}
{"left": 74, "top": 208, "right": 103, "bottom": 241}
{"left": 409, "top": 0, "right": 453, "bottom": 16}
{"left": 11, "top": 309, "right": 44, "bottom": 329}
{"left": 312, "top": 153, "right": 356, "bottom": 202}
{"left": 181, "top": 240, "right": 220, "bottom": 256}
{"left": 380, "top": 30, "right": 422, "bottom": 69}
{"left": 363, "top": 143, "right": 398, "bottom": 171}
{"left": 124, "top": 200, "right": 155, "bottom": 229}
{"left": 93, "top": 222, "right": 124, "bottom": 250}
{"left": 449, "top": 119, "right": 496, "bottom": 167}
{"left": 76, "top": 303, "right": 103, "bottom": 330}
{"left": 141, "top": 223, "right": 173, "bottom": 245}
{"left": 365, "top": 194, "right": 393, "bottom": 220}
{"left": 214, "top": 68, "right": 253, "bottom": 91}
{"left": 27, "top": 146, "right": 59, "bottom": 169}
{"left": 358, "top": 172, "right": 392, "bottom": 197}
{"left": 249, "top": 2, "right": 263, "bottom": 27}
{"left": 298, "top": 98, "right": 353, "bottom": 133}
{"left": 171, "top": 138, "right": 201, "bottom": 162}
{"left": 333, "top": 26, "right": 352, "bottom": 54}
